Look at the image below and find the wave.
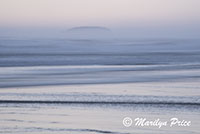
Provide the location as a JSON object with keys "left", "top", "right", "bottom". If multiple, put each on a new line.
{"left": 1, "top": 63, "right": 200, "bottom": 88}
{"left": 14, "top": 127, "right": 130, "bottom": 134}
{"left": 0, "top": 126, "right": 129, "bottom": 134}
{"left": 0, "top": 100, "right": 199, "bottom": 106}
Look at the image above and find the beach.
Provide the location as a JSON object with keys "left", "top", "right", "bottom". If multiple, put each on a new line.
{"left": 0, "top": 81, "right": 200, "bottom": 134}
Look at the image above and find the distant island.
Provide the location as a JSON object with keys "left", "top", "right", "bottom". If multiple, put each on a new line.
{"left": 67, "top": 26, "right": 112, "bottom": 39}
{"left": 68, "top": 26, "right": 111, "bottom": 32}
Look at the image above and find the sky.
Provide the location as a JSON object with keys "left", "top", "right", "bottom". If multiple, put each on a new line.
{"left": 0, "top": 0, "right": 200, "bottom": 38}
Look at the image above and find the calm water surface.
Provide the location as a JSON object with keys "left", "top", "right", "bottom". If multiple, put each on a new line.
{"left": 0, "top": 38, "right": 200, "bottom": 133}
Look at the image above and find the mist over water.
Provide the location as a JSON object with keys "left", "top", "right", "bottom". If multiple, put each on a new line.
{"left": 0, "top": 25, "right": 200, "bottom": 39}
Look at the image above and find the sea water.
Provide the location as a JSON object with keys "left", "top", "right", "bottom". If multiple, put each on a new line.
{"left": 0, "top": 38, "right": 200, "bottom": 134}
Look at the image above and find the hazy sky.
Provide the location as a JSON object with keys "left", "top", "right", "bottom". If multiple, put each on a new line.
{"left": 0, "top": 0, "right": 199, "bottom": 27}
{"left": 0, "top": 0, "right": 200, "bottom": 38}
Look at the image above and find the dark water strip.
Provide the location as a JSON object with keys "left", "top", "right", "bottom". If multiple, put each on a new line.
{"left": 0, "top": 100, "right": 199, "bottom": 106}
{"left": 0, "top": 127, "right": 131, "bottom": 134}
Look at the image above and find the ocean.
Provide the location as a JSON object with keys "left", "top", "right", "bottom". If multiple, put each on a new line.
{"left": 0, "top": 38, "right": 200, "bottom": 134}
